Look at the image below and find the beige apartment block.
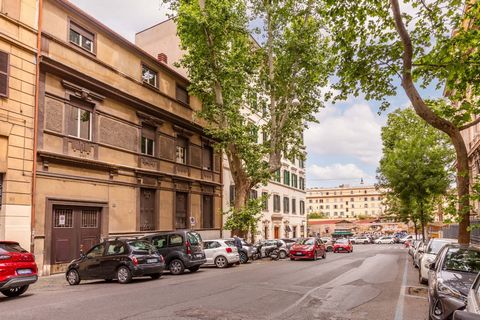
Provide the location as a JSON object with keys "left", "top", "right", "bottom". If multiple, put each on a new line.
{"left": 307, "top": 185, "right": 386, "bottom": 218}
{"left": 0, "top": 0, "right": 37, "bottom": 250}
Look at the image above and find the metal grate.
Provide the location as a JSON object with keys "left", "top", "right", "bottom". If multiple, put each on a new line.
{"left": 81, "top": 209, "right": 98, "bottom": 228}
{"left": 54, "top": 209, "right": 73, "bottom": 228}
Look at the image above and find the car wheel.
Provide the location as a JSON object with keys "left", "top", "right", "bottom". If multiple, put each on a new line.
{"left": 1, "top": 285, "right": 29, "bottom": 297}
{"left": 322, "top": 252, "right": 326, "bottom": 259}
{"left": 66, "top": 269, "right": 81, "bottom": 286}
{"left": 327, "top": 247, "right": 333, "bottom": 252}
{"left": 150, "top": 273, "right": 162, "bottom": 280}
{"left": 117, "top": 266, "right": 132, "bottom": 284}
{"left": 313, "top": 252, "right": 318, "bottom": 261}
{"left": 215, "top": 256, "right": 228, "bottom": 268}
{"left": 188, "top": 266, "right": 200, "bottom": 273}
{"left": 169, "top": 259, "right": 185, "bottom": 275}
{"left": 279, "top": 251, "right": 287, "bottom": 259}
{"left": 239, "top": 251, "right": 248, "bottom": 264}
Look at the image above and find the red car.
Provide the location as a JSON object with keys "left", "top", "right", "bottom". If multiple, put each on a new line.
{"left": 289, "top": 237, "right": 326, "bottom": 261}
{"left": 333, "top": 239, "right": 353, "bottom": 253}
{"left": 0, "top": 241, "right": 38, "bottom": 297}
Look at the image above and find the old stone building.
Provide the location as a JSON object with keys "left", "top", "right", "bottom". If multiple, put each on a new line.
{"left": 34, "top": 0, "right": 222, "bottom": 275}
{"left": 0, "top": 0, "right": 37, "bottom": 250}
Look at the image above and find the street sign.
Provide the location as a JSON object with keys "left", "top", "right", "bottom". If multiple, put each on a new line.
{"left": 189, "top": 216, "right": 196, "bottom": 226}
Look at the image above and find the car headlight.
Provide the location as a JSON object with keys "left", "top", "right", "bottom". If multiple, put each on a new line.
{"left": 424, "top": 257, "right": 434, "bottom": 269}
{"left": 437, "top": 280, "right": 466, "bottom": 302}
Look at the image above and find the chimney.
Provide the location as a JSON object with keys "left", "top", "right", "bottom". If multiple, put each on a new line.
{"left": 157, "top": 53, "right": 168, "bottom": 64}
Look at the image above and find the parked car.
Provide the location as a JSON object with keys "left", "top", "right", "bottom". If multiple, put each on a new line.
{"left": 414, "top": 241, "right": 426, "bottom": 269}
{"left": 351, "top": 236, "right": 370, "bottom": 244}
{"left": 142, "top": 230, "right": 206, "bottom": 275}
{"left": 203, "top": 240, "right": 239, "bottom": 268}
{"left": 66, "top": 238, "right": 164, "bottom": 285}
{"left": 374, "top": 236, "right": 395, "bottom": 244}
{"left": 226, "top": 238, "right": 254, "bottom": 264}
{"left": 322, "top": 239, "right": 334, "bottom": 252}
{"left": 427, "top": 244, "right": 480, "bottom": 320}
{"left": 409, "top": 240, "right": 421, "bottom": 256}
{"left": 453, "top": 272, "right": 480, "bottom": 320}
{"left": 419, "top": 238, "right": 458, "bottom": 285}
{"left": 289, "top": 237, "right": 326, "bottom": 261}
{"left": 255, "top": 240, "right": 289, "bottom": 259}
{"left": 281, "top": 238, "right": 298, "bottom": 250}
{"left": 0, "top": 241, "right": 38, "bottom": 297}
{"left": 333, "top": 238, "right": 353, "bottom": 253}
{"left": 399, "top": 235, "right": 414, "bottom": 244}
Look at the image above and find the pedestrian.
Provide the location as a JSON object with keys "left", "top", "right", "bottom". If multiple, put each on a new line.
{"left": 233, "top": 235, "right": 243, "bottom": 250}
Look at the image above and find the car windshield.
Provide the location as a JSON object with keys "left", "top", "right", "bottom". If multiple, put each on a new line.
{"left": 336, "top": 239, "right": 348, "bottom": 244}
{"left": 427, "top": 241, "right": 451, "bottom": 254}
{"left": 187, "top": 232, "right": 202, "bottom": 246}
{"left": 298, "top": 238, "right": 314, "bottom": 245}
{"left": 0, "top": 243, "right": 28, "bottom": 253}
{"left": 444, "top": 248, "right": 480, "bottom": 273}
{"left": 225, "top": 241, "right": 236, "bottom": 247}
{"left": 127, "top": 240, "right": 156, "bottom": 254}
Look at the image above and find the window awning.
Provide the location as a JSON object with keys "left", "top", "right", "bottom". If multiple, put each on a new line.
{"left": 332, "top": 230, "right": 353, "bottom": 236}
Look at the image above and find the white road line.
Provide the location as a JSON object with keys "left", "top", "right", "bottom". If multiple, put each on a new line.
{"left": 394, "top": 256, "right": 408, "bottom": 320}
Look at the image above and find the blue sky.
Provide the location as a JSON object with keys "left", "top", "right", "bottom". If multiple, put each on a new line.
{"left": 68, "top": 0, "right": 444, "bottom": 189}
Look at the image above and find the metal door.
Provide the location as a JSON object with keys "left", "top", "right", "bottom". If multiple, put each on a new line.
{"left": 175, "top": 192, "right": 188, "bottom": 229}
{"left": 140, "top": 188, "right": 156, "bottom": 231}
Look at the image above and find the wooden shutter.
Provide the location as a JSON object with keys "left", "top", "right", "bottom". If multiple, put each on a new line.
{"left": 176, "top": 85, "right": 189, "bottom": 105}
{"left": 0, "top": 51, "right": 9, "bottom": 98}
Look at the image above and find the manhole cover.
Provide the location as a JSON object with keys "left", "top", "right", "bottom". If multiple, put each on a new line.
{"left": 406, "top": 286, "right": 428, "bottom": 297}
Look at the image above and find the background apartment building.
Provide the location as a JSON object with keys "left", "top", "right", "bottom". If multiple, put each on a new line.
{"left": 0, "top": 0, "right": 37, "bottom": 250}
{"left": 307, "top": 185, "right": 385, "bottom": 218}
{"left": 135, "top": 19, "right": 308, "bottom": 241}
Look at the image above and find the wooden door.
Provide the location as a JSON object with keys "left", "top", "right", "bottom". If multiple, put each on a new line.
{"left": 140, "top": 188, "right": 156, "bottom": 231}
{"left": 175, "top": 192, "right": 188, "bottom": 229}
{"left": 274, "top": 226, "right": 280, "bottom": 239}
{"left": 202, "top": 195, "right": 213, "bottom": 228}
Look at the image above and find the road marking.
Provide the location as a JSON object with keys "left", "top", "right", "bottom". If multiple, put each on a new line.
{"left": 394, "top": 256, "right": 408, "bottom": 320}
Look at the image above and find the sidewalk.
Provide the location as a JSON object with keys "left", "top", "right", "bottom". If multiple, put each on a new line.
{"left": 402, "top": 255, "right": 429, "bottom": 320}
{"left": 30, "top": 273, "right": 68, "bottom": 292}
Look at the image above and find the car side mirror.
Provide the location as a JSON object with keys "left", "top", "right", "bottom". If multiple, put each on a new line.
{"left": 453, "top": 310, "right": 480, "bottom": 320}
{"left": 429, "top": 262, "right": 436, "bottom": 270}
{"left": 80, "top": 252, "right": 86, "bottom": 259}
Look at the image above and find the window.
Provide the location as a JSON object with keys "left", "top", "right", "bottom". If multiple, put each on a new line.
{"left": 364, "top": 197, "right": 368, "bottom": 201}
{"left": 320, "top": 205, "right": 323, "bottom": 209}
{"left": 176, "top": 84, "right": 189, "bottom": 105}
{"left": 249, "top": 190, "right": 258, "bottom": 199}
{"left": 334, "top": 205, "right": 338, "bottom": 209}
{"left": 291, "top": 174, "right": 298, "bottom": 188}
{"left": 309, "top": 199, "right": 312, "bottom": 203}
{"left": 152, "top": 235, "right": 168, "bottom": 249}
{"left": 69, "top": 22, "right": 95, "bottom": 53}
{"left": 300, "top": 200, "right": 305, "bottom": 215}
{"left": 283, "top": 170, "right": 290, "bottom": 186}
{"left": 106, "top": 242, "right": 126, "bottom": 255}
{"left": 299, "top": 158, "right": 305, "bottom": 169}
{"left": 141, "top": 125, "right": 155, "bottom": 156}
{"left": 169, "top": 234, "right": 183, "bottom": 246}
{"left": 0, "top": 51, "right": 8, "bottom": 98}
{"left": 292, "top": 199, "right": 296, "bottom": 214}
{"left": 202, "top": 145, "right": 213, "bottom": 170}
{"left": 364, "top": 204, "right": 368, "bottom": 208}
{"left": 326, "top": 205, "right": 330, "bottom": 209}
{"left": 202, "top": 195, "right": 214, "bottom": 229}
{"left": 142, "top": 64, "right": 158, "bottom": 87}
{"left": 86, "top": 244, "right": 104, "bottom": 258}
{"left": 262, "top": 192, "right": 269, "bottom": 211}
{"left": 299, "top": 177, "right": 305, "bottom": 190}
{"left": 273, "top": 169, "right": 281, "bottom": 183}
{"left": 68, "top": 105, "right": 92, "bottom": 140}
{"left": 176, "top": 137, "right": 188, "bottom": 164}
{"left": 283, "top": 197, "right": 289, "bottom": 213}
{"left": 371, "top": 197, "right": 375, "bottom": 201}
{"left": 273, "top": 195, "right": 281, "bottom": 212}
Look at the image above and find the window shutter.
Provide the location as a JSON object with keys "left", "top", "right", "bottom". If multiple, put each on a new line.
{"left": 0, "top": 51, "right": 9, "bottom": 98}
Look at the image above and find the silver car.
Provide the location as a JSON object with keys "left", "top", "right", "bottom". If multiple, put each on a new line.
{"left": 203, "top": 239, "right": 239, "bottom": 268}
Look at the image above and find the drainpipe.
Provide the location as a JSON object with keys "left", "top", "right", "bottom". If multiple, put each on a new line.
{"left": 30, "top": 0, "right": 43, "bottom": 254}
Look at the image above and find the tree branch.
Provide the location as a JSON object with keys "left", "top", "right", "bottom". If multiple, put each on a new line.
{"left": 459, "top": 116, "right": 480, "bottom": 131}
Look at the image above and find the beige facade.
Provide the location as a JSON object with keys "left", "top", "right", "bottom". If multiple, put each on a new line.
{"left": 0, "top": 0, "right": 38, "bottom": 250}
{"left": 34, "top": 0, "right": 222, "bottom": 275}
{"left": 307, "top": 185, "right": 385, "bottom": 218}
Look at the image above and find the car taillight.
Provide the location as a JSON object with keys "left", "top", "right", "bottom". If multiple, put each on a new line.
{"left": 131, "top": 256, "right": 139, "bottom": 266}
{"left": 0, "top": 254, "right": 11, "bottom": 261}
{"left": 226, "top": 247, "right": 233, "bottom": 253}
{"left": 186, "top": 241, "right": 191, "bottom": 255}
{"left": 159, "top": 255, "right": 164, "bottom": 263}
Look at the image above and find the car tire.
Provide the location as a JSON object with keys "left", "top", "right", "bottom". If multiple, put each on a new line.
{"left": 150, "top": 273, "right": 162, "bottom": 280}
{"left": 169, "top": 259, "right": 185, "bottom": 275}
{"left": 1, "top": 285, "right": 29, "bottom": 297}
{"left": 66, "top": 269, "right": 81, "bottom": 286}
{"left": 419, "top": 271, "right": 428, "bottom": 285}
{"left": 215, "top": 256, "right": 228, "bottom": 268}
{"left": 239, "top": 252, "right": 248, "bottom": 264}
{"left": 117, "top": 266, "right": 132, "bottom": 284}
{"left": 313, "top": 252, "right": 318, "bottom": 261}
{"left": 322, "top": 252, "right": 326, "bottom": 259}
{"left": 327, "top": 247, "right": 333, "bottom": 252}
{"left": 188, "top": 266, "right": 200, "bottom": 273}
{"left": 279, "top": 251, "right": 287, "bottom": 259}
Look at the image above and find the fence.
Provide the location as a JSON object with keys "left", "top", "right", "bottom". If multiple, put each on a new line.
{"left": 442, "top": 220, "right": 480, "bottom": 244}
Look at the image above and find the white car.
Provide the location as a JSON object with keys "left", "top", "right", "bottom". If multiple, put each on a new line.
{"left": 351, "top": 236, "right": 370, "bottom": 244}
{"left": 399, "top": 235, "right": 414, "bottom": 243}
{"left": 418, "top": 238, "right": 457, "bottom": 284}
{"left": 374, "top": 236, "right": 395, "bottom": 244}
{"left": 203, "top": 239, "right": 240, "bottom": 268}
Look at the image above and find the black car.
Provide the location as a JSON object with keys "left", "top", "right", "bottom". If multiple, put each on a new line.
{"left": 66, "top": 238, "right": 164, "bottom": 285}
{"left": 142, "top": 230, "right": 206, "bottom": 275}
{"left": 427, "top": 244, "right": 480, "bottom": 320}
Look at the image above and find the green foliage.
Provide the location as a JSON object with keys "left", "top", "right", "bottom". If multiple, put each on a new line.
{"left": 307, "top": 212, "right": 328, "bottom": 219}
{"left": 223, "top": 197, "right": 264, "bottom": 235}
{"left": 377, "top": 108, "right": 454, "bottom": 228}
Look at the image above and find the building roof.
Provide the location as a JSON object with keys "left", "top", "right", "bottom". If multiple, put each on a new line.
{"left": 355, "top": 219, "right": 380, "bottom": 224}
{"left": 309, "top": 219, "right": 353, "bottom": 225}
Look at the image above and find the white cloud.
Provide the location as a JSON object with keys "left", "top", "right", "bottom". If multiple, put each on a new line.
{"left": 307, "top": 163, "right": 369, "bottom": 181}
{"left": 305, "top": 103, "right": 384, "bottom": 165}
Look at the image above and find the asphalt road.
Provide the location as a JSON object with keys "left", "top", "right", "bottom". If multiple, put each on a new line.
{"left": 0, "top": 244, "right": 427, "bottom": 320}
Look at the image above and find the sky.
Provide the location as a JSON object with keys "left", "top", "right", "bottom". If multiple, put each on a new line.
{"left": 68, "top": 0, "right": 443, "bottom": 189}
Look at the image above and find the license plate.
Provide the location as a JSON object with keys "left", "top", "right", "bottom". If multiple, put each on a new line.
{"left": 17, "top": 269, "right": 32, "bottom": 275}
{"left": 295, "top": 252, "right": 303, "bottom": 255}
{"left": 338, "top": 248, "right": 344, "bottom": 251}
{"left": 146, "top": 258, "right": 158, "bottom": 264}
{"left": 195, "top": 253, "right": 203, "bottom": 258}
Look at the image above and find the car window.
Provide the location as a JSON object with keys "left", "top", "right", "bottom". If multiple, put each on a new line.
{"left": 298, "top": 238, "right": 314, "bottom": 245}
{"left": 0, "top": 243, "right": 28, "bottom": 253}
{"left": 336, "top": 239, "right": 348, "bottom": 244}
{"left": 443, "top": 248, "right": 480, "bottom": 273}
{"left": 187, "top": 232, "right": 202, "bottom": 245}
{"left": 152, "top": 235, "right": 168, "bottom": 249}
{"left": 169, "top": 234, "right": 184, "bottom": 246}
{"left": 106, "top": 242, "right": 126, "bottom": 255}
{"left": 86, "top": 244, "right": 105, "bottom": 258}
{"left": 225, "top": 241, "right": 236, "bottom": 247}
{"left": 127, "top": 240, "right": 156, "bottom": 254}
{"left": 427, "top": 241, "right": 450, "bottom": 254}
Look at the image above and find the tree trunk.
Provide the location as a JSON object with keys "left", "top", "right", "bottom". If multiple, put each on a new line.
{"left": 413, "top": 220, "right": 418, "bottom": 240}
{"left": 390, "top": 0, "right": 470, "bottom": 244}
